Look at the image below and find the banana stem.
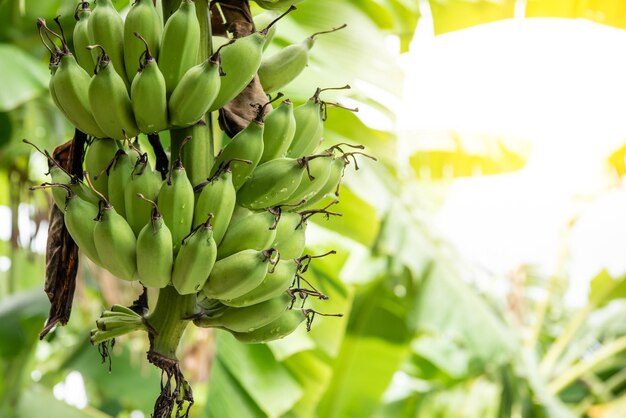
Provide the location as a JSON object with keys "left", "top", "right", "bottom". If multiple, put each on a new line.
{"left": 146, "top": 285, "right": 196, "bottom": 359}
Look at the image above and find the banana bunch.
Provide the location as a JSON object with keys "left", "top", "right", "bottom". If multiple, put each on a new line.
{"left": 35, "top": 2, "right": 371, "bottom": 344}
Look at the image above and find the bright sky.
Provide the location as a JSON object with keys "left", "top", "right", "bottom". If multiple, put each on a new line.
{"left": 400, "top": 16, "right": 626, "bottom": 305}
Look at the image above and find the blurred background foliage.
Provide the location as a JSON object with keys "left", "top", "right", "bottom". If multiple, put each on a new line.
{"left": 3, "top": 0, "right": 626, "bottom": 417}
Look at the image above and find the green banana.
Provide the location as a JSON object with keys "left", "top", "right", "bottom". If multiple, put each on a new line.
{"left": 203, "top": 249, "right": 279, "bottom": 300}
{"left": 274, "top": 204, "right": 340, "bottom": 259}
{"left": 168, "top": 44, "right": 229, "bottom": 128}
{"left": 124, "top": 153, "right": 162, "bottom": 235}
{"left": 285, "top": 93, "right": 324, "bottom": 158}
{"left": 252, "top": 10, "right": 278, "bottom": 51}
{"left": 229, "top": 205, "right": 252, "bottom": 222}
{"left": 192, "top": 160, "right": 245, "bottom": 245}
{"left": 31, "top": 184, "right": 102, "bottom": 266}
{"left": 259, "top": 98, "right": 296, "bottom": 164}
{"left": 207, "top": 34, "right": 264, "bottom": 111}
{"left": 88, "top": 46, "right": 140, "bottom": 140}
{"left": 130, "top": 33, "right": 168, "bottom": 134}
{"left": 287, "top": 86, "right": 358, "bottom": 157}
{"left": 106, "top": 148, "right": 135, "bottom": 218}
{"left": 123, "top": 0, "right": 162, "bottom": 82}
{"left": 217, "top": 210, "right": 278, "bottom": 260}
{"left": 230, "top": 308, "right": 305, "bottom": 344}
{"left": 283, "top": 152, "right": 333, "bottom": 205}
{"left": 135, "top": 194, "right": 173, "bottom": 288}
{"left": 208, "top": 7, "right": 294, "bottom": 111}
{"left": 85, "top": 172, "right": 138, "bottom": 281}
{"left": 51, "top": 50, "right": 108, "bottom": 138}
{"left": 295, "top": 147, "right": 375, "bottom": 211}
{"left": 158, "top": 0, "right": 200, "bottom": 96}
{"left": 211, "top": 116, "right": 265, "bottom": 190}
{"left": 236, "top": 157, "right": 306, "bottom": 209}
{"left": 24, "top": 139, "right": 98, "bottom": 209}
{"left": 258, "top": 25, "right": 346, "bottom": 93}
{"left": 85, "top": 137, "right": 119, "bottom": 200}
{"left": 270, "top": 211, "right": 304, "bottom": 260}
{"left": 221, "top": 259, "right": 298, "bottom": 307}
{"left": 195, "top": 294, "right": 290, "bottom": 332}
{"left": 88, "top": 0, "right": 128, "bottom": 86}
{"left": 170, "top": 122, "right": 213, "bottom": 188}
{"left": 157, "top": 154, "right": 194, "bottom": 254}
{"left": 36, "top": 19, "right": 104, "bottom": 137}
{"left": 171, "top": 215, "right": 217, "bottom": 295}
{"left": 73, "top": 2, "right": 97, "bottom": 73}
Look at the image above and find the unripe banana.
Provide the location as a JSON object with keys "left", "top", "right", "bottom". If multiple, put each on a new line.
{"left": 286, "top": 94, "right": 323, "bottom": 158}
{"left": 208, "top": 7, "right": 295, "bottom": 111}
{"left": 73, "top": 2, "right": 97, "bottom": 73}
{"left": 22, "top": 138, "right": 100, "bottom": 209}
{"left": 229, "top": 205, "right": 254, "bottom": 224}
{"left": 283, "top": 153, "right": 333, "bottom": 205}
{"left": 88, "top": 46, "right": 140, "bottom": 140}
{"left": 168, "top": 46, "right": 226, "bottom": 128}
{"left": 252, "top": 11, "right": 278, "bottom": 51}
{"left": 295, "top": 155, "right": 346, "bottom": 211}
{"left": 258, "top": 25, "right": 346, "bottom": 93}
{"left": 85, "top": 172, "right": 138, "bottom": 281}
{"left": 130, "top": 33, "right": 168, "bottom": 134}
{"left": 170, "top": 122, "right": 213, "bottom": 188}
{"left": 171, "top": 216, "right": 217, "bottom": 295}
{"left": 208, "top": 34, "right": 264, "bottom": 111}
{"left": 157, "top": 158, "right": 194, "bottom": 254}
{"left": 203, "top": 249, "right": 279, "bottom": 300}
{"left": 211, "top": 117, "right": 264, "bottom": 190}
{"left": 259, "top": 99, "right": 296, "bottom": 164}
{"left": 195, "top": 294, "right": 290, "bottom": 332}
{"left": 46, "top": 166, "right": 73, "bottom": 209}
{"left": 32, "top": 184, "right": 102, "bottom": 266}
{"left": 123, "top": 0, "right": 162, "bottom": 82}
{"left": 193, "top": 160, "right": 242, "bottom": 245}
{"left": 51, "top": 52, "right": 108, "bottom": 137}
{"left": 88, "top": 0, "right": 128, "bottom": 86}
{"left": 217, "top": 210, "right": 278, "bottom": 260}
{"left": 236, "top": 157, "right": 305, "bottom": 209}
{"left": 230, "top": 308, "right": 305, "bottom": 344}
{"left": 136, "top": 195, "right": 173, "bottom": 288}
{"left": 222, "top": 260, "right": 298, "bottom": 307}
{"left": 124, "top": 154, "right": 162, "bottom": 235}
{"left": 158, "top": 0, "right": 200, "bottom": 96}
{"left": 106, "top": 148, "right": 136, "bottom": 218}
{"left": 85, "top": 138, "right": 119, "bottom": 200}
{"left": 270, "top": 211, "right": 305, "bottom": 260}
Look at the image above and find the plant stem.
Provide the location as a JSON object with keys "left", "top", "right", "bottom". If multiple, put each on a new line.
{"left": 548, "top": 335, "right": 626, "bottom": 394}
{"left": 539, "top": 305, "right": 592, "bottom": 378}
{"left": 147, "top": 285, "right": 196, "bottom": 359}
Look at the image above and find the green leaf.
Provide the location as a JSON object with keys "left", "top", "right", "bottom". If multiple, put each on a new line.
{"left": 413, "top": 263, "right": 515, "bottom": 365}
{"left": 214, "top": 332, "right": 303, "bottom": 418}
{"left": 204, "top": 358, "right": 266, "bottom": 418}
{"left": 0, "top": 290, "right": 48, "bottom": 358}
{"left": 0, "top": 44, "right": 48, "bottom": 112}
{"left": 270, "top": 0, "right": 404, "bottom": 103}
{"left": 16, "top": 384, "right": 112, "bottom": 418}
{"left": 428, "top": 0, "right": 516, "bottom": 34}
{"left": 66, "top": 341, "right": 162, "bottom": 414}
{"left": 589, "top": 269, "right": 626, "bottom": 308}
{"left": 281, "top": 351, "right": 333, "bottom": 418}
{"left": 312, "top": 185, "right": 380, "bottom": 247}
{"left": 317, "top": 269, "right": 419, "bottom": 418}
